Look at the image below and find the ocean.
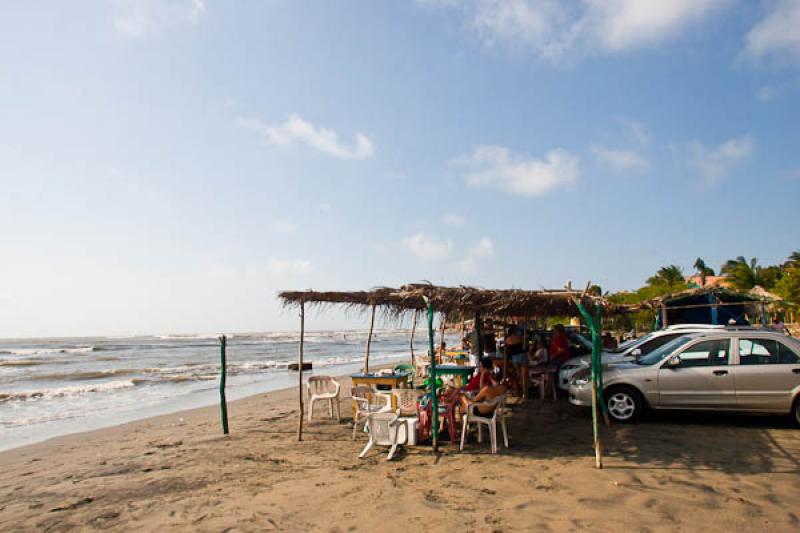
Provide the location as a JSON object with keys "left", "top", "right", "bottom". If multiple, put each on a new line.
{"left": 0, "top": 329, "right": 433, "bottom": 452}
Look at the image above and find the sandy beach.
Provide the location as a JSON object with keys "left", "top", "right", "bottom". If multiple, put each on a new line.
{"left": 1, "top": 372, "right": 799, "bottom": 533}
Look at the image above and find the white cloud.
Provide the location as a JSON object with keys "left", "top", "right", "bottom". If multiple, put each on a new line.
{"left": 686, "top": 135, "right": 756, "bottom": 185}
{"left": 271, "top": 219, "right": 297, "bottom": 233}
{"left": 583, "top": 0, "right": 726, "bottom": 52}
{"left": 441, "top": 213, "right": 466, "bottom": 227}
{"left": 592, "top": 146, "right": 649, "bottom": 173}
{"left": 238, "top": 114, "right": 374, "bottom": 160}
{"left": 458, "top": 236, "right": 495, "bottom": 275}
{"left": 402, "top": 232, "right": 453, "bottom": 261}
{"left": 113, "top": 0, "right": 206, "bottom": 38}
{"left": 264, "top": 258, "right": 312, "bottom": 276}
{"left": 454, "top": 145, "right": 578, "bottom": 197}
{"left": 471, "top": 0, "right": 579, "bottom": 62}
{"left": 743, "top": 0, "right": 800, "bottom": 62}
{"left": 421, "top": 0, "right": 727, "bottom": 62}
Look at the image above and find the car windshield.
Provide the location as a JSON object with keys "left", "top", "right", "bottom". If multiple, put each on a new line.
{"left": 610, "top": 333, "right": 655, "bottom": 354}
{"left": 570, "top": 332, "right": 592, "bottom": 349}
{"left": 636, "top": 335, "right": 693, "bottom": 365}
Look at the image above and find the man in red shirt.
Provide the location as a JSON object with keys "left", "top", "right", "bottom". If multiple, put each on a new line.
{"left": 548, "top": 324, "right": 570, "bottom": 369}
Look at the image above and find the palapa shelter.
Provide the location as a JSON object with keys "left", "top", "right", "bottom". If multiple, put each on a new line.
{"left": 637, "top": 286, "right": 775, "bottom": 327}
{"left": 279, "top": 283, "right": 614, "bottom": 467}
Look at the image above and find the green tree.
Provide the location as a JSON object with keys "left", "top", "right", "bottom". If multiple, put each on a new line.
{"left": 693, "top": 257, "right": 715, "bottom": 286}
{"left": 758, "top": 265, "right": 783, "bottom": 290}
{"left": 647, "top": 265, "right": 685, "bottom": 287}
{"left": 774, "top": 267, "right": 800, "bottom": 303}
{"left": 775, "top": 251, "right": 800, "bottom": 303}
{"left": 721, "top": 256, "right": 762, "bottom": 290}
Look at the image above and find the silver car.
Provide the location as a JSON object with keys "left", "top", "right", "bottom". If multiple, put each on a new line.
{"left": 568, "top": 330, "right": 800, "bottom": 425}
{"left": 557, "top": 324, "right": 726, "bottom": 390}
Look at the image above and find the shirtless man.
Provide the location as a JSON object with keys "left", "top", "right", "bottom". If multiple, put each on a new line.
{"left": 461, "top": 368, "right": 507, "bottom": 416}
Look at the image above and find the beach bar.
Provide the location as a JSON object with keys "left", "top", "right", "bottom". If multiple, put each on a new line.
{"left": 279, "top": 283, "right": 616, "bottom": 467}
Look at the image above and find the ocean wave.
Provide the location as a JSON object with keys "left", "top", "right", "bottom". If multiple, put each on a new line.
{"left": 0, "top": 359, "right": 48, "bottom": 367}
{"left": 0, "top": 346, "right": 96, "bottom": 357}
{"left": 34, "top": 369, "right": 138, "bottom": 381}
{"left": 0, "top": 379, "right": 138, "bottom": 404}
{"left": 133, "top": 375, "right": 217, "bottom": 385}
{"left": 154, "top": 334, "right": 223, "bottom": 341}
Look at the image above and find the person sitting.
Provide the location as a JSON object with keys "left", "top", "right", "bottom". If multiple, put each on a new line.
{"left": 529, "top": 334, "right": 548, "bottom": 365}
{"left": 465, "top": 357, "right": 494, "bottom": 392}
{"left": 461, "top": 368, "right": 507, "bottom": 416}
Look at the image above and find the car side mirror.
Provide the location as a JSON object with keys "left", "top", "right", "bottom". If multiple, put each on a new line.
{"left": 665, "top": 355, "right": 681, "bottom": 368}
{"left": 630, "top": 348, "right": 642, "bottom": 358}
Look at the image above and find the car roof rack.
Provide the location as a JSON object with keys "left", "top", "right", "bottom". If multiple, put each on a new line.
{"left": 665, "top": 324, "right": 726, "bottom": 330}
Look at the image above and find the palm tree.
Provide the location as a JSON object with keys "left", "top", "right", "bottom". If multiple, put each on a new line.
{"left": 720, "top": 256, "right": 762, "bottom": 290}
{"left": 647, "top": 265, "right": 685, "bottom": 287}
{"left": 693, "top": 257, "right": 715, "bottom": 286}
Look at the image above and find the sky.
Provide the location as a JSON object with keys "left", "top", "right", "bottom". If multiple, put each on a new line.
{"left": 1, "top": 0, "right": 799, "bottom": 337}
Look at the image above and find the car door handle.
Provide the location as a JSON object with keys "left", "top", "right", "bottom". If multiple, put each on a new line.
{"left": 793, "top": 368, "right": 800, "bottom": 375}
{"left": 713, "top": 370, "right": 728, "bottom": 376}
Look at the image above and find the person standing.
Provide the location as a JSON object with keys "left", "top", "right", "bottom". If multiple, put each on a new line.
{"left": 548, "top": 324, "right": 570, "bottom": 370}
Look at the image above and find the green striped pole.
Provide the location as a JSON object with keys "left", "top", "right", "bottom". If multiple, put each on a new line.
{"left": 424, "top": 297, "right": 438, "bottom": 451}
{"left": 575, "top": 302, "right": 602, "bottom": 468}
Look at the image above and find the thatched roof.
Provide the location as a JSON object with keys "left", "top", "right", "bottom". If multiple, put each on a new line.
{"left": 637, "top": 286, "right": 766, "bottom": 309}
{"left": 748, "top": 285, "right": 782, "bottom": 302}
{"left": 278, "top": 283, "right": 612, "bottom": 320}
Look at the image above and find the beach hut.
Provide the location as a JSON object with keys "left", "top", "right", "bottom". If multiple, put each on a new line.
{"left": 638, "top": 287, "right": 775, "bottom": 327}
{"left": 279, "top": 283, "right": 615, "bottom": 468}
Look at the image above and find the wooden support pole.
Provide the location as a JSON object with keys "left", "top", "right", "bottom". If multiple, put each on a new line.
{"left": 297, "top": 302, "right": 305, "bottom": 441}
{"left": 218, "top": 335, "right": 229, "bottom": 435}
{"left": 475, "top": 313, "right": 483, "bottom": 356}
{"left": 410, "top": 312, "right": 417, "bottom": 370}
{"left": 364, "top": 304, "right": 376, "bottom": 373}
{"left": 438, "top": 315, "right": 446, "bottom": 364}
{"left": 575, "top": 300, "right": 604, "bottom": 469}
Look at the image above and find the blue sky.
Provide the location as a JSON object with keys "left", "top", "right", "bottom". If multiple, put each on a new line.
{"left": 1, "top": 0, "right": 799, "bottom": 337}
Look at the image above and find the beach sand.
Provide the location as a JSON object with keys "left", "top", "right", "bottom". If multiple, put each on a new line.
{"left": 1, "top": 376, "right": 799, "bottom": 532}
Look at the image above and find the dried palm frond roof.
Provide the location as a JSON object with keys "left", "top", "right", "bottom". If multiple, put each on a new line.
{"left": 279, "top": 283, "right": 615, "bottom": 319}
{"left": 634, "top": 286, "right": 770, "bottom": 310}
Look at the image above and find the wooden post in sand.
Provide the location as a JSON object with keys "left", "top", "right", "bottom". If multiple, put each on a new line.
{"left": 575, "top": 299, "right": 604, "bottom": 469}
{"left": 218, "top": 335, "right": 229, "bottom": 435}
{"left": 297, "top": 302, "right": 305, "bottom": 441}
{"left": 409, "top": 312, "right": 417, "bottom": 370}
{"left": 364, "top": 304, "right": 376, "bottom": 373}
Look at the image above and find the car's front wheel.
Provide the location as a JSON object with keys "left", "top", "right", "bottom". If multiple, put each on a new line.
{"left": 792, "top": 397, "right": 800, "bottom": 428}
{"left": 605, "top": 386, "right": 644, "bottom": 423}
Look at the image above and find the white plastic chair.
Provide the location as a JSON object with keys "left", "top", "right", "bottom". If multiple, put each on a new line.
{"left": 359, "top": 411, "right": 407, "bottom": 460}
{"left": 351, "top": 385, "right": 391, "bottom": 440}
{"left": 414, "top": 354, "right": 430, "bottom": 380}
{"left": 393, "top": 389, "right": 421, "bottom": 446}
{"left": 307, "top": 376, "right": 341, "bottom": 422}
{"left": 459, "top": 394, "right": 509, "bottom": 454}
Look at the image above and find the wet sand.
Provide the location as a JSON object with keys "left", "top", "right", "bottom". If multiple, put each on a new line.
{"left": 1, "top": 376, "right": 799, "bottom": 532}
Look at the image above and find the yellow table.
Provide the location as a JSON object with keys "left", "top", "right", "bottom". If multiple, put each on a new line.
{"left": 350, "top": 372, "right": 410, "bottom": 413}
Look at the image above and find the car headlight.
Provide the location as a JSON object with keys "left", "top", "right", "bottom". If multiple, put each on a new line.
{"left": 571, "top": 369, "right": 591, "bottom": 387}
